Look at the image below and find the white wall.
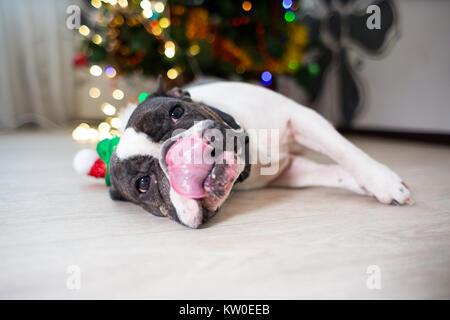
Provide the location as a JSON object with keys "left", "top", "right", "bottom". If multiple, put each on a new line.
{"left": 353, "top": 0, "right": 450, "bottom": 133}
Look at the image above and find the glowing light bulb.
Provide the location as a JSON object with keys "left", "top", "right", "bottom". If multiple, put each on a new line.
{"left": 138, "top": 92, "right": 149, "bottom": 102}
{"left": 110, "top": 117, "right": 122, "bottom": 129}
{"left": 72, "top": 125, "right": 89, "bottom": 141}
{"left": 98, "top": 122, "right": 111, "bottom": 133}
{"left": 89, "top": 87, "right": 101, "bottom": 98}
{"left": 282, "top": 0, "right": 293, "bottom": 9}
{"left": 154, "top": 1, "right": 165, "bottom": 13}
{"left": 112, "top": 89, "right": 124, "bottom": 100}
{"left": 101, "top": 103, "right": 116, "bottom": 116}
{"left": 167, "top": 68, "right": 179, "bottom": 80}
{"left": 165, "top": 41, "right": 175, "bottom": 49}
{"left": 89, "top": 65, "right": 102, "bottom": 77}
{"left": 143, "top": 9, "right": 153, "bottom": 19}
{"left": 79, "top": 25, "right": 90, "bottom": 36}
{"left": 105, "top": 66, "right": 117, "bottom": 78}
{"left": 152, "top": 26, "right": 162, "bottom": 36}
{"left": 284, "top": 11, "right": 295, "bottom": 22}
{"left": 118, "top": 0, "right": 128, "bottom": 8}
{"left": 91, "top": 0, "right": 102, "bottom": 9}
{"left": 261, "top": 71, "right": 272, "bottom": 85}
{"left": 140, "top": 0, "right": 151, "bottom": 10}
{"left": 288, "top": 60, "right": 299, "bottom": 70}
{"left": 159, "top": 17, "right": 170, "bottom": 29}
{"left": 92, "top": 34, "right": 103, "bottom": 45}
{"left": 188, "top": 43, "right": 200, "bottom": 56}
{"left": 242, "top": 1, "right": 252, "bottom": 11}
{"left": 164, "top": 47, "right": 175, "bottom": 58}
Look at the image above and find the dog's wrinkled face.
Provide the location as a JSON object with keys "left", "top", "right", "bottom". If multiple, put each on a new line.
{"left": 109, "top": 80, "right": 249, "bottom": 228}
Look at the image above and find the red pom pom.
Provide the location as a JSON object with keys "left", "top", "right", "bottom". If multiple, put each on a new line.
{"left": 73, "top": 53, "right": 88, "bottom": 68}
{"left": 88, "top": 158, "right": 107, "bottom": 178}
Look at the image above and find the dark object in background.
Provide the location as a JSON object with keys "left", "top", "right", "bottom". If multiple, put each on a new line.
{"left": 299, "top": 0, "right": 399, "bottom": 126}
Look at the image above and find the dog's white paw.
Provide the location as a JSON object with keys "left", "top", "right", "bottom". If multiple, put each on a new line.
{"left": 356, "top": 161, "right": 414, "bottom": 205}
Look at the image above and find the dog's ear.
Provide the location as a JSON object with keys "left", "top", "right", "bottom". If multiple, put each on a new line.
{"left": 109, "top": 185, "right": 128, "bottom": 201}
{"left": 151, "top": 74, "right": 191, "bottom": 101}
{"left": 166, "top": 87, "right": 192, "bottom": 101}
{"left": 153, "top": 75, "right": 166, "bottom": 96}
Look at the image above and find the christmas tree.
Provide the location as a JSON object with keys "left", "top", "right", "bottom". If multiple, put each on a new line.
{"left": 73, "top": 0, "right": 324, "bottom": 141}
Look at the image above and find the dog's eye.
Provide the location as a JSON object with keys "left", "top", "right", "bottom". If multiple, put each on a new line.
{"left": 170, "top": 105, "right": 184, "bottom": 120}
{"left": 137, "top": 176, "right": 150, "bottom": 193}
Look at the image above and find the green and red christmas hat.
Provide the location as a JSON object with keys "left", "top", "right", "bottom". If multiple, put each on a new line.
{"left": 73, "top": 136, "right": 120, "bottom": 186}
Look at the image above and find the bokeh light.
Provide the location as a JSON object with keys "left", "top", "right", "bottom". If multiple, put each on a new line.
{"left": 159, "top": 17, "right": 170, "bottom": 29}
{"left": 110, "top": 117, "right": 122, "bottom": 129}
{"left": 242, "top": 1, "right": 252, "bottom": 12}
{"left": 167, "top": 68, "right": 179, "bottom": 80}
{"left": 89, "top": 65, "right": 102, "bottom": 76}
{"left": 138, "top": 92, "right": 149, "bottom": 102}
{"left": 284, "top": 11, "right": 295, "bottom": 22}
{"left": 154, "top": 1, "right": 165, "bottom": 13}
{"left": 91, "top": 0, "right": 101, "bottom": 9}
{"left": 79, "top": 25, "right": 90, "bottom": 37}
{"left": 282, "top": 0, "right": 293, "bottom": 10}
{"left": 72, "top": 125, "right": 89, "bottom": 141}
{"left": 308, "top": 62, "right": 320, "bottom": 76}
{"left": 89, "top": 87, "right": 101, "bottom": 98}
{"left": 152, "top": 26, "right": 162, "bottom": 36}
{"left": 140, "top": 0, "right": 151, "bottom": 10}
{"left": 118, "top": 0, "right": 128, "bottom": 8}
{"left": 188, "top": 43, "right": 200, "bottom": 56}
{"left": 261, "top": 71, "right": 272, "bottom": 85}
{"left": 87, "top": 128, "right": 99, "bottom": 141}
{"left": 101, "top": 103, "right": 116, "bottom": 116}
{"left": 165, "top": 41, "right": 175, "bottom": 49}
{"left": 92, "top": 34, "right": 103, "bottom": 45}
{"left": 98, "top": 122, "right": 111, "bottom": 133}
{"left": 105, "top": 66, "right": 117, "bottom": 78}
{"left": 143, "top": 9, "right": 153, "bottom": 19}
{"left": 112, "top": 89, "right": 124, "bottom": 100}
{"left": 164, "top": 47, "right": 175, "bottom": 58}
{"left": 288, "top": 60, "right": 299, "bottom": 70}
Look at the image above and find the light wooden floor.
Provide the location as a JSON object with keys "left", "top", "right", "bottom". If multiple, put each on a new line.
{"left": 0, "top": 130, "right": 449, "bottom": 299}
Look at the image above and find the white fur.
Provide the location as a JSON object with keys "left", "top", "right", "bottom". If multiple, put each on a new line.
{"left": 73, "top": 149, "right": 98, "bottom": 175}
{"left": 118, "top": 103, "right": 137, "bottom": 134}
{"left": 170, "top": 188, "right": 202, "bottom": 228}
{"left": 116, "top": 127, "right": 161, "bottom": 159}
{"left": 187, "top": 82, "right": 412, "bottom": 205}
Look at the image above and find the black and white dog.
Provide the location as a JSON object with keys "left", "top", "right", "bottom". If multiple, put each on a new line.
{"left": 109, "top": 78, "right": 413, "bottom": 228}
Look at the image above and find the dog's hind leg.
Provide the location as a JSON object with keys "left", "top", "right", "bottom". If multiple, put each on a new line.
{"left": 269, "top": 156, "right": 366, "bottom": 194}
{"left": 286, "top": 109, "right": 413, "bottom": 205}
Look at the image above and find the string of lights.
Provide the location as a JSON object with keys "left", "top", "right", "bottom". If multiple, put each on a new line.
{"left": 73, "top": 0, "right": 174, "bottom": 142}
{"left": 72, "top": 0, "right": 319, "bottom": 142}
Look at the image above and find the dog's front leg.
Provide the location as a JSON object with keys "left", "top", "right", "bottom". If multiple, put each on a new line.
{"left": 288, "top": 107, "right": 413, "bottom": 205}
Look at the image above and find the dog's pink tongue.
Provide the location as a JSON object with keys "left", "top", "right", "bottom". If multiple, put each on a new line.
{"left": 166, "top": 136, "right": 214, "bottom": 198}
